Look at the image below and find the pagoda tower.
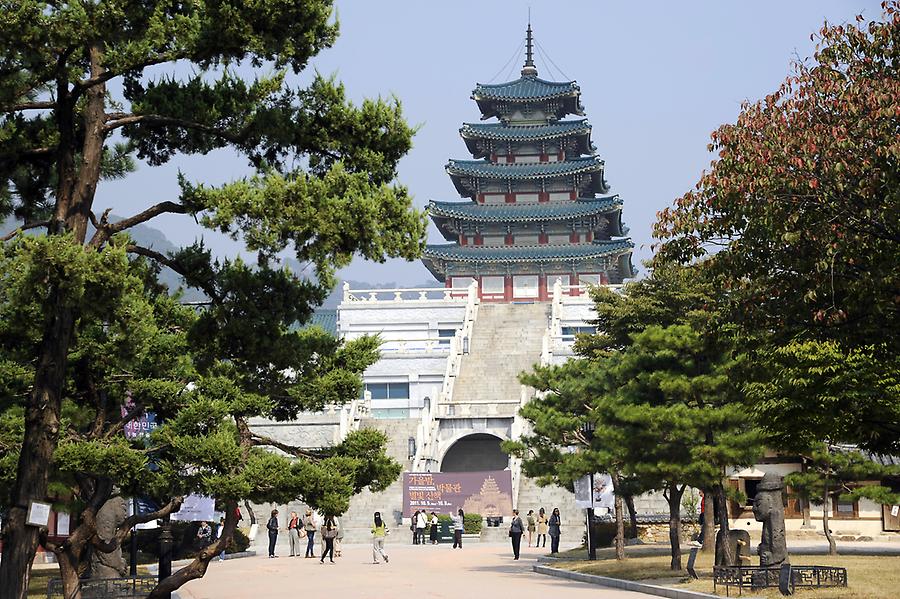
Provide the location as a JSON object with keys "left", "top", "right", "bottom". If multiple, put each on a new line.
{"left": 422, "top": 24, "right": 634, "bottom": 301}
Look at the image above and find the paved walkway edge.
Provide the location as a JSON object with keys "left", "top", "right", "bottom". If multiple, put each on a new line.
{"left": 532, "top": 564, "right": 721, "bottom": 599}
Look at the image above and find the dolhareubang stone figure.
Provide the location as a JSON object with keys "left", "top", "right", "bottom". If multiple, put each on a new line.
{"left": 753, "top": 472, "right": 789, "bottom": 568}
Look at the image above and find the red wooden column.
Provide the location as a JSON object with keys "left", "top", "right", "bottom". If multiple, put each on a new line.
{"left": 504, "top": 275, "right": 513, "bottom": 302}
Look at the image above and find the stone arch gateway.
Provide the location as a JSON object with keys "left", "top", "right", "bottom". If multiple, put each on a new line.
{"left": 439, "top": 433, "right": 509, "bottom": 472}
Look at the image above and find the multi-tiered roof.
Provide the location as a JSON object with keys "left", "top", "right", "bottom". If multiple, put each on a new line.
{"left": 422, "top": 25, "right": 633, "bottom": 300}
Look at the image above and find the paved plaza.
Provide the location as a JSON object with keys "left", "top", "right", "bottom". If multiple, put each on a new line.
{"left": 176, "top": 543, "right": 652, "bottom": 599}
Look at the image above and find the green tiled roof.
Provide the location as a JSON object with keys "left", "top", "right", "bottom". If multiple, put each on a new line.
{"left": 446, "top": 156, "right": 603, "bottom": 179}
{"left": 473, "top": 76, "right": 579, "bottom": 101}
{"left": 428, "top": 196, "right": 621, "bottom": 223}
{"left": 422, "top": 239, "right": 634, "bottom": 264}
{"left": 460, "top": 120, "right": 590, "bottom": 142}
{"left": 306, "top": 309, "right": 337, "bottom": 336}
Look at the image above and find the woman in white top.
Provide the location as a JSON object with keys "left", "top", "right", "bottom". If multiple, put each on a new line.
{"left": 451, "top": 509, "right": 464, "bottom": 549}
{"left": 415, "top": 510, "right": 427, "bottom": 545}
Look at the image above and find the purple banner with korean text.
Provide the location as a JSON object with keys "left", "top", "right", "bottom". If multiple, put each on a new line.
{"left": 403, "top": 470, "right": 512, "bottom": 517}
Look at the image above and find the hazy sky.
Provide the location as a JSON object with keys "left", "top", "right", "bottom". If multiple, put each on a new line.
{"left": 93, "top": 0, "right": 882, "bottom": 287}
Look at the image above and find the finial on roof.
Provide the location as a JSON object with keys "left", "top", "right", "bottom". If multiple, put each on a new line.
{"left": 521, "top": 18, "right": 538, "bottom": 77}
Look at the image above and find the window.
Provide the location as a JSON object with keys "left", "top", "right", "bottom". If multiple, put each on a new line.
{"left": 370, "top": 408, "right": 411, "bottom": 419}
{"left": 361, "top": 382, "right": 410, "bottom": 401}
{"left": 561, "top": 326, "right": 596, "bottom": 339}
{"left": 832, "top": 496, "right": 859, "bottom": 519}
{"left": 438, "top": 329, "right": 456, "bottom": 347}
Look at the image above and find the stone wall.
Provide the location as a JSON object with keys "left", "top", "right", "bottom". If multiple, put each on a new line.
{"left": 637, "top": 521, "right": 701, "bottom": 544}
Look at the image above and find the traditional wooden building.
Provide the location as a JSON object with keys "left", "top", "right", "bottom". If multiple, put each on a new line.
{"left": 422, "top": 24, "right": 634, "bottom": 301}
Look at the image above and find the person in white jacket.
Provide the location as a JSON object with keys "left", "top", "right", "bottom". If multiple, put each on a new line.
{"left": 415, "top": 510, "right": 427, "bottom": 545}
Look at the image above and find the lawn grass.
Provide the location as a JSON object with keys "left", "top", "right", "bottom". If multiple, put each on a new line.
{"left": 554, "top": 550, "right": 900, "bottom": 598}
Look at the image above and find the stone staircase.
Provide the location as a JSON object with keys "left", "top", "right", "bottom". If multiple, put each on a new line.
{"left": 338, "top": 417, "right": 419, "bottom": 543}
{"left": 449, "top": 303, "right": 547, "bottom": 413}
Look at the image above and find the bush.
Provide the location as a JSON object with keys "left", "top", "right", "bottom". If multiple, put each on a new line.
{"left": 587, "top": 521, "right": 618, "bottom": 549}
{"left": 463, "top": 513, "right": 482, "bottom": 534}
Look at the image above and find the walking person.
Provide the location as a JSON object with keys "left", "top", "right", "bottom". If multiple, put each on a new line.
{"left": 536, "top": 507, "right": 549, "bottom": 548}
{"left": 287, "top": 511, "right": 301, "bottom": 557}
{"left": 451, "top": 509, "right": 464, "bottom": 549}
{"left": 266, "top": 509, "right": 279, "bottom": 558}
{"left": 549, "top": 507, "right": 562, "bottom": 554}
{"left": 509, "top": 509, "right": 524, "bottom": 560}
{"left": 215, "top": 517, "right": 226, "bottom": 562}
{"left": 303, "top": 509, "right": 317, "bottom": 558}
{"left": 429, "top": 511, "right": 439, "bottom": 545}
{"left": 334, "top": 515, "right": 344, "bottom": 558}
{"left": 411, "top": 510, "right": 420, "bottom": 545}
{"left": 371, "top": 511, "right": 390, "bottom": 564}
{"left": 415, "top": 509, "right": 427, "bottom": 545}
{"left": 526, "top": 509, "right": 536, "bottom": 547}
{"left": 320, "top": 516, "right": 337, "bottom": 564}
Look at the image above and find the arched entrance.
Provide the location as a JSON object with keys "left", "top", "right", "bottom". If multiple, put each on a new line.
{"left": 440, "top": 433, "right": 509, "bottom": 472}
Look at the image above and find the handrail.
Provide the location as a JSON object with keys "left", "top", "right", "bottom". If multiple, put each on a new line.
{"left": 412, "top": 281, "right": 480, "bottom": 471}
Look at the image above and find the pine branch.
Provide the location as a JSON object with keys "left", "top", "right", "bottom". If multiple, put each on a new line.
{"left": 103, "top": 113, "right": 248, "bottom": 144}
{"left": 1, "top": 220, "right": 50, "bottom": 242}
{"left": 250, "top": 433, "right": 322, "bottom": 460}
{"left": 89, "top": 201, "right": 187, "bottom": 247}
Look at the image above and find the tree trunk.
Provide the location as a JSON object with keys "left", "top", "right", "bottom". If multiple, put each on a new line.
{"left": 624, "top": 494, "right": 638, "bottom": 539}
{"left": 56, "top": 551, "right": 84, "bottom": 599}
{"left": 0, "top": 45, "right": 108, "bottom": 599}
{"left": 0, "top": 296, "right": 77, "bottom": 599}
{"left": 823, "top": 485, "right": 837, "bottom": 555}
{"left": 801, "top": 497, "right": 813, "bottom": 528}
{"left": 667, "top": 483, "right": 685, "bottom": 570}
{"left": 714, "top": 484, "right": 735, "bottom": 566}
{"left": 614, "top": 493, "right": 625, "bottom": 561}
{"left": 147, "top": 500, "right": 239, "bottom": 599}
{"left": 702, "top": 491, "right": 716, "bottom": 554}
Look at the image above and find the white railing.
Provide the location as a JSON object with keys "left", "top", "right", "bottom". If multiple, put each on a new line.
{"left": 342, "top": 283, "right": 470, "bottom": 304}
{"left": 411, "top": 281, "right": 480, "bottom": 471}
{"left": 378, "top": 338, "right": 452, "bottom": 354}
{"left": 337, "top": 391, "right": 370, "bottom": 441}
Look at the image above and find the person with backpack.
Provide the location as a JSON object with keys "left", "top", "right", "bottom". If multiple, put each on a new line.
{"left": 371, "top": 511, "right": 390, "bottom": 564}
{"left": 320, "top": 516, "right": 338, "bottom": 564}
{"left": 266, "top": 509, "right": 279, "bottom": 558}
{"left": 509, "top": 509, "right": 524, "bottom": 560}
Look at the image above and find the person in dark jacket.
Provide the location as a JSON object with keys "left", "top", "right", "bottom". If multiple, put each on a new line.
{"left": 548, "top": 507, "right": 562, "bottom": 554}
{"left": 509, "top": 509, "right": 524, "bottom": 560}
{"left": 266, "top": 509, "right": 279, "bottom": 558}
{"left": 320, "top": 516, "right": 337, "bottom": 564}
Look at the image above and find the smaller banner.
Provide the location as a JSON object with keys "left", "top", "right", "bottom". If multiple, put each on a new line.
{"left": 171, "top": 494, "right": 216, "bottom": 522}
{"left": 574, "top": 473, "right": 615, "bottom": 510}
{"left": 121, "top": 394, "right": 158, "bottom": 440}
{"left": 403, "top": 471, "right": 512, "bottom": 517}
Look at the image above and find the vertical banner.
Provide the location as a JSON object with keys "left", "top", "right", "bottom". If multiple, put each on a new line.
{"left": 403, "top": 471, "right": 512, "bottom": 517}
{"left": 574, "top": 473, "right": 615, "bottom": 510}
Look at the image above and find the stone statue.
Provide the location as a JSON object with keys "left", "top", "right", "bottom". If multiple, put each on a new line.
{"left": 90, "top": 496, "right": 129, "bottom": 578}
{"left": 753, "top": 471, "right": 789, "bottom": 568}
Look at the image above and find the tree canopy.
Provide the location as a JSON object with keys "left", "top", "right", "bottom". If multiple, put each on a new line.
{"left": 0, "top": 2, "right": 426, "bottom": 597}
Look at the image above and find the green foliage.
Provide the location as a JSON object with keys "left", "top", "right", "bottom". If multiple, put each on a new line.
{"left": 785, "top": 445, "right": 900, "bottom": 512}
{"left": 652, "top": 4, "right": 900, "bottom": 453}
{"left": 747, "top": 340, "right": 900, "bottom": 454}
{"left": 463, "top": 513, "right": 483, "bottom": 534}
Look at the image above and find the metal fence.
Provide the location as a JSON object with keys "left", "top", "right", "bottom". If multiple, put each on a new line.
{"left": 47, "top": 576, "right": 157, "bottom": 599}
{"left": 713, "top": 565, "right": 847, "bottom": 596}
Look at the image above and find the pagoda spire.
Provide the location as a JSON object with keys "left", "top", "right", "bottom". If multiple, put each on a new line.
{"left": 521, "top": 20, "right": 538, "bottom": 77}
